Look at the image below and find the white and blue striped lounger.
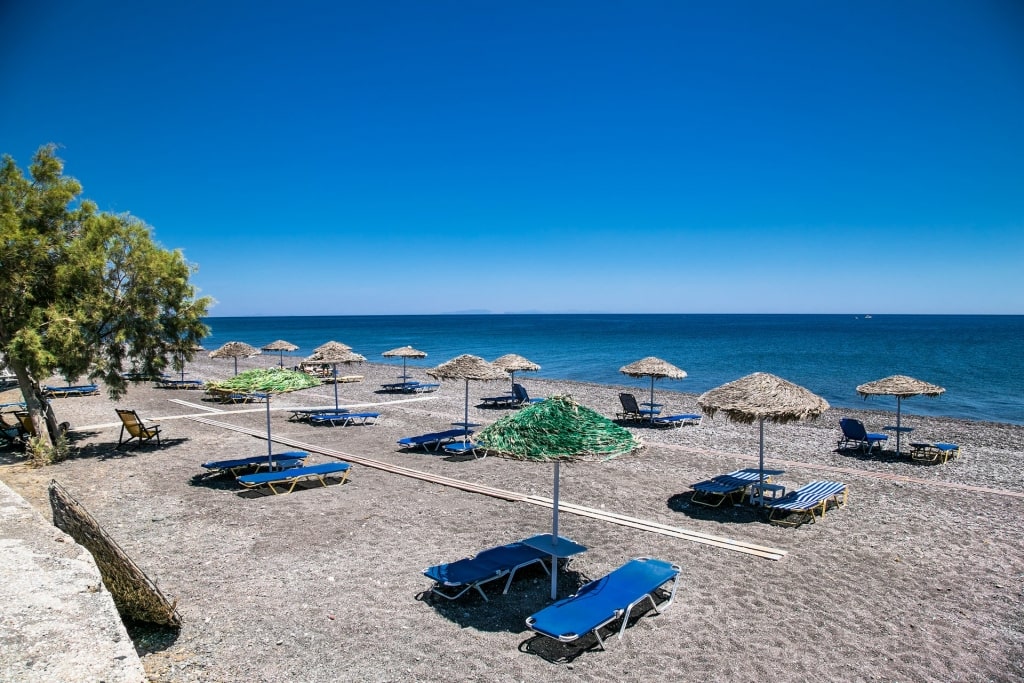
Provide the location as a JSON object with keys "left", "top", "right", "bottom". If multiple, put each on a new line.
{"left": 651, "top": 413, "right": 702, "bottom": 428}
{"left": 526, "top": 557, "right": 681, "bottom": 651}
{"left": 689, "top": 468, "right": 786, "bottom": 507}
{"left": 766, "top": 480, "right": 848, "bottom": 527}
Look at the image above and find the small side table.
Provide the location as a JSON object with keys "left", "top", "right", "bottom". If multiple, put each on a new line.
{"left": 750, "top": 482, "right": 786, "bottom": 506}
{"left": 520, "top": 534, "right": 588, "bottom": 600}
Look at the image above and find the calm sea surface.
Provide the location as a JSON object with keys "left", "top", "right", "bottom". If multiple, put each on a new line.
{"left": 201, "top": 315, "right": 1024, "bottom": 425}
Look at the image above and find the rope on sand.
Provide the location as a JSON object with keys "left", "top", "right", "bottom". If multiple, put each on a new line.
{"left": 188, "top": 415, "right": 788, "bottom": 561}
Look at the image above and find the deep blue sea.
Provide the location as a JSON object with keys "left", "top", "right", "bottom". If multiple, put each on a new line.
{"left": 201, "top": 315, "right": 1024, "bottom": 425}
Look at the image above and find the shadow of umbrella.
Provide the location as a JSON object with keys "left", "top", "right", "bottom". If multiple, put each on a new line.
{"left": 382, "top": 346, "right": 427, "bottom": 382}
{"left": 426, "top": 354, "right": 506, "bottom": 445}
{"left": 209, "top": 341, "right": 261, "bottom": 376}
{"left": 619, "top": 356, "right": 687, "bottom": 421}
{"left": 856, "top": 375, "right": 945, "bottom": 453}
{"left": 204, "top": 368, "right": 320, "bottom": 462}
{"left": 698, "top": 372, "right": 829, "bottom": 506}
{"left": 474, "top": 395, "right": 639, "bottom": 599}
{"left": 492, "top": 354, "right": 541, "bottom": 395}
{"left": 262, "top": 340, "right": 298, "bottom": 368}
{"left": 301, "top": 341, "right": 365, "bottom": 410}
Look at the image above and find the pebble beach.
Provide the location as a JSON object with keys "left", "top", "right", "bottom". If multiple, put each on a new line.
{"left": 1, "top": 354, "right": 1022, "bottom": 682}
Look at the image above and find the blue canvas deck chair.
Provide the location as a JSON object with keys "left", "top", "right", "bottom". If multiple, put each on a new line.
{"left": 837, "top": 417, "right": 888, "bottom": 454}
{"left": 201, "top": 451, "right": 308, "bottom": 476}
{"left": 423, "top": 542, "right": 550, "bottom": 601}
{"left": 513, "top": 383, "right": 544, "bottom": 406}
{"left": 909, "top": 442, "right": 960, "bottom": 464}
{"left": 525, "top": 557, "right": 681, "bottom": 651}
{"left": 115, "top": 409, "right": 162, "bottom": 449}
{"left": 689, "top": 468, "right": 785, "bottom": 507}
{"left": 616, "top": 393, "right": 660, "bottom": 422}
{"left": 237, "top": 461, "right": 351, "bottom": 495}
{"left": 766, "top": 480, "right": 848, "bottom": 527}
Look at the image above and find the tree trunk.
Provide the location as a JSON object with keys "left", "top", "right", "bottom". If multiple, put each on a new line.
{"left": 7, "top": 360, "right": 55, "bottom": 448}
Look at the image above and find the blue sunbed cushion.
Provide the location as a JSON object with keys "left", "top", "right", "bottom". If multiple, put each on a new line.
{"left": 424, "top": 543, "right": 547, "bottom": 587}
{"left": 527, "top": 557, "right": 679, "bottom": 641}
{"left": 202, "top": 452, "right": 308, "bottom": 471}
{"left": 237, "top": 462, "right": 350, "bottom": 486}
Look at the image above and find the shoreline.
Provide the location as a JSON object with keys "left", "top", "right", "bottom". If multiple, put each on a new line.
{"left": 2, "top": 355, "right": 1022, "bottom": 681}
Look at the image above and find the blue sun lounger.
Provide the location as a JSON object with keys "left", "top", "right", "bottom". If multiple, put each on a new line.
{"left": 237, "top": 461, "right": 351, "bottom": 495}
{"left": 443, "top": 440, "right": 483, "bottom": 457}
{"left": 308, "top": 412, "right": 379, "bottom": 426}
{"left": 525, "top": 557, "right": 681, "bottom": 651}
{"left": 689, "top": 468, "right": 786, "bottom": 507}
{"left": 397, "top": 429, "right": 472, "bottom": 452}
{"left": 480, "top": 392, "right": 516, "bottom": 407}
{"left": 766, "top": 480, "right": 848, "bottom": 527}
{"left": 651, "top": 413, "right": 702, "bottom": 428}
{"left": 909, "top": 442, "right": 960, "bottom": 463}
{"left": 423, "top": 542, "right": 551, "bottom": 601}
{"left": 43, "top": 384, "right": 99, "bottom": 397}
{"left": 201, "top": 451, "right": 308, "bottom": 476}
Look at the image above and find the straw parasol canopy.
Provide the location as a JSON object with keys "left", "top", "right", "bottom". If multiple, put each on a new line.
{"left": 698, "top": 372, "right": 829, "bottom": 504}
{"left": 475, "top": 395, "right": 638, "bottom": 598}
{"left": 382, "top": 346, "right": 428, "bottom": 381}
{"left": 262, "top": 340, "right": 299, "bottom": 368}
{"left": 620, "top": 356, "right": 687, "bottom": 420}
{"left": 856, "top": 375, "right": 946, "bottom": 453}
{"left": 302, "top": 344, "right": 366, "bottom": 410}
{"left": 209, "top": 341, "right": 261, "bottom": 376}
{"left": 206, "top": 368, "right": 320, "bottom": 461}
{"left": 492, "top": 353, "right": 541, "bottom": 393}
{"left": 427, "top": 355, "right": 507, "bottom": 444}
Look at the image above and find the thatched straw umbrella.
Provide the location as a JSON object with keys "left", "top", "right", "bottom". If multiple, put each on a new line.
{"left": 262, "top": 340, "right": 299, "bottom": 368}
{"left": 698, "top": 372, "right": 829, "bottom": 505}
{"left": 620, "top": 356, "right": 687, "bottom": 419}
{"left": 475, "top": 395, "right": 638, "bottom": 598}
{"left": 856, "top": 375, "right": 945, "bottom": 453}
{"left": 382, "top": 346, "right": 427, "bottom": 381}
{"left": 205, "top": 368, "right": 320, "bottom": 462}
{"left": 302, "top": 343, "right": 366, "bottom": 410}
{"left": 427, "top": 354, "right": 506, "bottom": 446}
{"left": 209, "top": 341, "right": 261, "bottom": 376}
{"left": 492, "top": 353, "right": 541, "bottom": 394}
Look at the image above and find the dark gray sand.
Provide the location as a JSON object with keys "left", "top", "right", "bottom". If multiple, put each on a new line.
{"left": 2, "top": 355, "right": 1022, "bottom": 682}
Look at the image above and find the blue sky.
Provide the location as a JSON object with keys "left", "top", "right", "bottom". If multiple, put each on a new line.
{"left": 3, "top": 1, "right": 1023, "bottom": 316}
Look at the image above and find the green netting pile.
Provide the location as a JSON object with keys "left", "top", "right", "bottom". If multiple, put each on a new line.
{"left": 206, "top": 367, "right": 320, "bottom": 394}
{"left": 476, "top": 395, "right": 639, "bottom": 461}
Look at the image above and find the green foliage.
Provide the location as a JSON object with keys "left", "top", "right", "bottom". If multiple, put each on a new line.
{"left": 475, "top": 395, "right": 639, "bottom": 461}
{"left": 26, "top": 431, "right": 70, "bottom": 467}
{"left": 1, "top": 144, "right": 213, "bottom": 445}
{"left": 207, "top": 368, "right": 321, "bottom": 394}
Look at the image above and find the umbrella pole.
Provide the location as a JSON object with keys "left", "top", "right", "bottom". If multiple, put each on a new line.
{"left": 649, "top": 376, "right": 655, "bottom": 423}
{"left": 896, "top": 396, "right": 902, "bottom": 454}
{"left": 333, "top": 364, "right": 339, "bottom": 410}
{"left": 551, "top": 460, "right": 560, "bottom": 600}
{"left": 756, "top": 418, "right": 765, "bottom": 506}
{"left": 463, "top": 379, "right": 470, "bottom": 445}
{"left": 233, "top": 357, "right": 239, "bottom": 375}
{"left": 266, "top": 396, "right": 273, "bottom": 462}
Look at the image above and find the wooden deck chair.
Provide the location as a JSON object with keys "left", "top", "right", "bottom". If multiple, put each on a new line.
{"left": 116, "top": 409, "right": 162, "bottom": 449}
